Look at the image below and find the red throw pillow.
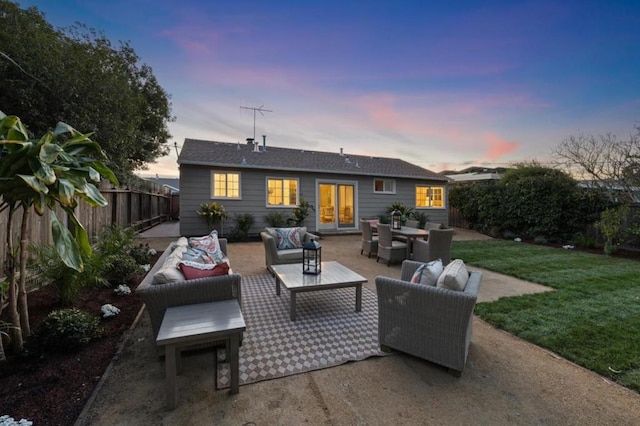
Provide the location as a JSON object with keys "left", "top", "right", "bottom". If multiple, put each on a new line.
{"left": 179, "top": 262, "right": 230, "bottom": 280}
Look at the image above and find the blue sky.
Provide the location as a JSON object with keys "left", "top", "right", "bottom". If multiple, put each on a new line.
{"left": 18, "top": 0, "right": 640, "bottom": 177}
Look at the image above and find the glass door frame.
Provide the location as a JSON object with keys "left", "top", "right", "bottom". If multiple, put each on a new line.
{"left": 316, "top": 179, "right": 358, "bottom": 231}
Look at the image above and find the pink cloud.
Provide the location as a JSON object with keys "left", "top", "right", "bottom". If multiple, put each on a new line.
{"left": 482, "top": 133, "right": 520, "bottom": 161}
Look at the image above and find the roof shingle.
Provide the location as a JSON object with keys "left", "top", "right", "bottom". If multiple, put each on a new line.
{"left": 179, "top": 139, "right": 447, "bottom": 181}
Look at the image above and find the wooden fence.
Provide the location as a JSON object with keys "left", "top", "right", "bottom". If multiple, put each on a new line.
{"left": 0, "top": 180, "right": 173, "bottom": 276}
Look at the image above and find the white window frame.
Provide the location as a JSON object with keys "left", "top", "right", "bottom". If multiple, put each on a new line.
{"left": 415, "top": 185, "right": 445, "bottom": 208}
{"left": 266, "top": 177, "right": 300, "bottom": 207}
{"left": 210, "top": 171, "right": 241, "bottom": 199}
{"left": 373, "top": 178, "right": 396, "bottom": 194}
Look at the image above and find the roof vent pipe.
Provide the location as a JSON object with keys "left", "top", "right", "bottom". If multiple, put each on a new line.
{"left": 253, "top": 141, "right": 260, "bottom": 152}
{"left": 340, "top": 148, "right": 344, "bottom": 156}
{"left": 262, "top": 134, "right": 267, "bottom": 151}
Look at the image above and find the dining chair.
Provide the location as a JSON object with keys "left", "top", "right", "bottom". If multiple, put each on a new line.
{"left": 405, "top": 219, "right": 419, "bottom": 228}
{"left": 376, "top": 223, "right": 407, "bottom": 266}
{"left": 424, "top": 222, "right": 443, "bottom": 231}
{"left": 360, "top": 219, "right": 378, "bottom": 258}
{"left": 412, "top": 228, "right": 454, "bottom": 265}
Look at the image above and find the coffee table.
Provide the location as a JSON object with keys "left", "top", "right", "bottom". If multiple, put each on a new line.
{"left": 271, "top": 261, "right": 367, "bottom": 321}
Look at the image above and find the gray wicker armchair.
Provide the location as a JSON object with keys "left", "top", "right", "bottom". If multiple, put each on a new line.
{"left": 376, "top": 223, "right": 407, "bottom": 266}
{"left": 412, "top": 228, "right": 454, "bottom": 265}
{"left": 360, "top": 219, "right": 378, "bottom": 257}
{"left": 375, "top": 260, "right": 482, "bottom": 375}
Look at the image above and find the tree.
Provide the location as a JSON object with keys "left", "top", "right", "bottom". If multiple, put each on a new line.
{"left": 0, "top": 112, "right": 118, "bottom": 359}
{"left": 554, "top": 126, "right": 640, "bottom": 202}
{"left": 0, "top": 0, "right": 174, "bottom": 182}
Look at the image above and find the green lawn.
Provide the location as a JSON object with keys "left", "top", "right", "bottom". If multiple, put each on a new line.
{"left": 452, "top": 239, "right": 640, "bottom": 392}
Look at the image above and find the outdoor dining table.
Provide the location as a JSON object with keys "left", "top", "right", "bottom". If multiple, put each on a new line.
{"left": 371, "top": 223, "right": 429, "bottom": 258}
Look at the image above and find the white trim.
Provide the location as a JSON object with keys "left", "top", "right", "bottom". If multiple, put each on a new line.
{"left": 373, "top": 178, "right": 396, "bottom": 194}
{"left": 265, "top": 176, "right": 300, "bottom": 207}
{"left": 210, "top": 170, "right": 241, "bottom": 200}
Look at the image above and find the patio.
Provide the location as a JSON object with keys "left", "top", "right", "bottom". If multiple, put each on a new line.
{"left": 76, "top": 225, "right": 640, "bottom": 425}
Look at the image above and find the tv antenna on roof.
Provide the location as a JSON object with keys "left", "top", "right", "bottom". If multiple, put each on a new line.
{"left": 240, "top": 104, "right": 273, "bottom": 141}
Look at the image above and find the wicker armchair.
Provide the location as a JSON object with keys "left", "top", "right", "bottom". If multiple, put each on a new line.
{"left": 376, "top": 223, "right": 407, "bottom": 266}
{"left": 412, "top": 228, "right": 454, "bottom": 265}
{"left": 260, "top": 227, "right": 319, "bottom": 274}
{"left": 375, "top": 260, "right": 482, "bottom": 375}
{"left": 360, "top": 219, "right": 378, "bottom": 258}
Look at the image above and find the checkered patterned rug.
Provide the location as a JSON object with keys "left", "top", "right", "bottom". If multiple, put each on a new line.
{"left": 217, "top": 274, "right": 389, "bottom": 388}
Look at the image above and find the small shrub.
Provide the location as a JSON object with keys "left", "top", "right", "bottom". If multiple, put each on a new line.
{"left": 412, "top": 211, "right": 430, "bottom": 228}
{"left": 129, "top": 243, "right": 153, "bottom": 265}
{"left": 595, "top": 205, "right": 629, "bottom": 255}
{"left": 377, "top": 214, "right": 390, "bottom": 224}
{"left": 95, "top": 225, "right": 136, "bottom": 257}
{"left": 27, "top": 308, "right": 104, "bottom": 355}
{"left": 228, "top": 213, "right": 256, "bottom": 242}
{"left": 196, "top": 202, "right": 228, "bottom": 231}
{"left": 502, "top": 230, "right": 517, "bottom": 240}
{"left": 533, "top": 236, "right": 548, "bottom": 244}
{"left": 265, "top": 211, "right": 288, "bottom": 227}
{"left": 103, "top": 254, "right": 141, "bottom": 286}
{"left": 288, "top": 199, "right": 315, "bottom": 226}
{"left": 573, "top": 232, "right": 597, "bottom": 249}
{"left": 28, "top": 245, "right": 109, "bottom": 305}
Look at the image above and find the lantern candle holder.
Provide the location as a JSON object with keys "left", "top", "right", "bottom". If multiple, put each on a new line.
{"left": 391, "top": 209, "right": 402, "bottom": 230}
{"left": 302, "top": 240, "right": 322, "bottom": 275}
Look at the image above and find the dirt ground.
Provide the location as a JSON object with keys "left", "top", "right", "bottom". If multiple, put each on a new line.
{"left": 77, "top": 227, "right": 640, "bottom": 425}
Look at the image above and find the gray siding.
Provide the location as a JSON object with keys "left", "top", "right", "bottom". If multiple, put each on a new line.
{"left": 180, "top": 164, "right": 448, "bottom": 237}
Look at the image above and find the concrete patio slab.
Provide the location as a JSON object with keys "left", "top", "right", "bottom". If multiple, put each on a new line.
{"left": 75, "top": 223, "right": 640, "bottom": 425}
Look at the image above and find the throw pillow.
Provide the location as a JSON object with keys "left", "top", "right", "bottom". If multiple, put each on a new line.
{"left": 436, "top": 259, "right": 469, "bottom": 291}
{"left": 188, "top": 230, "right": 225, "bottom": 263}
{"left": 275, "top": 227, "right": 306, "bottom": 250}
{"left": 409, "top": 259, "right": 443, "bottom": 286}
{"left": 181, "top": 247, "right": 210, "bottom": 263}
{"left": 179, "top": 261, "right": 230, "bottom": 280}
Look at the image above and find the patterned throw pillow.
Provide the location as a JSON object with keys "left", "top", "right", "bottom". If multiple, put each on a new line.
{"left": 409, "top": 259, "right": 443, "bottom": 286}
{"left": 275, "top": 227, "right": 306, "bottom": 250}
{"left": 188, "top": 230, "right": 225, "bottom": 263}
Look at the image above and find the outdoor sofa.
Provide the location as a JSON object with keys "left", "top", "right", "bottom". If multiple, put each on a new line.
{"left": 136, "top": 232, "right": 241, "bottom": 354}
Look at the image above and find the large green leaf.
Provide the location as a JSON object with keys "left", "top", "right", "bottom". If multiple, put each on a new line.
{"left": 51, "top": 211, "right": 83, "bottom": 272}
{"left": 52, "top": 122, "right": 82, "bottom": 139}
{"left": 18, "top": 174, "right": 49, "bottom": 194}
{"left": 91, "top": 161, "right": 119, "bottom": 186}
{"left": 65, "top": 209, "right": 91, "bottom": 256}
{"left": 33, "top": 193, "right": 46, "bottom": 216}
{"left": 29, "top": 158, "right": 56, "bottom": 185}
{"left": 54, "top": 178, "right": 75, "bottom": 206}
{"left": 79, "top": 182, "right": 108, "bottom": 207}
{"left": 40, "top": 143, "right": 63, "bottom": 163}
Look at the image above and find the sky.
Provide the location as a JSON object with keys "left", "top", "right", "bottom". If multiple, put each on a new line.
{"left": 17, "top": 0, "right": 640, "bottom": 178}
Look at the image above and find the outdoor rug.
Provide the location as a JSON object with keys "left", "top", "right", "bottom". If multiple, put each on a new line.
{"left": 217, "top": 274, "right": 390, "bottom": 388}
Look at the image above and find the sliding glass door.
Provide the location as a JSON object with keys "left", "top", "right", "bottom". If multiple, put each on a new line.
{"left": 318, "top": 182, "right": 355, "bottom": 230}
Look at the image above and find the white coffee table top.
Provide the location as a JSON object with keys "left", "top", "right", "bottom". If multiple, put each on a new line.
{"left": 271, "top": 261, "right": 367, "bottom": 290}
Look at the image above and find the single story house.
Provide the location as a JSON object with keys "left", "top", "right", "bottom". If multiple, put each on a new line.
{"left": 178, "top": 138, "right": 450, "bottom": 236}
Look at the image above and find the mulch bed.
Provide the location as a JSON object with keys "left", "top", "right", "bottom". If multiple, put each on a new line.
{"left": 0, "top": 253, "right": 159, "bottom": 426}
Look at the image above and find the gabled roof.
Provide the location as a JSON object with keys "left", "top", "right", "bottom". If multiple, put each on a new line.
{"left": 179, "top": 139, "right": 447, "bottom": 181}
